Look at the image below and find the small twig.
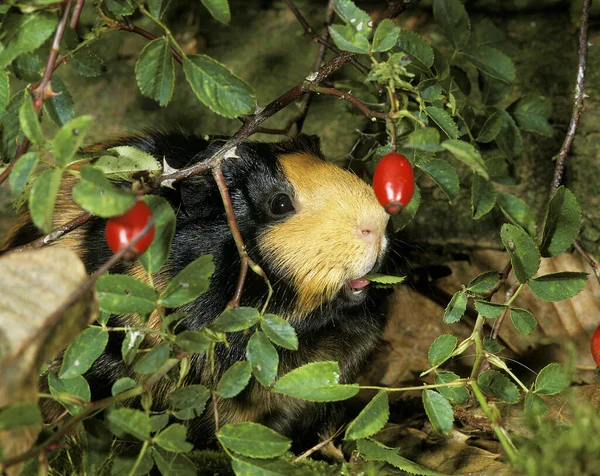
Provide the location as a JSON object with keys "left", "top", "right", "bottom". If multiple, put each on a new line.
{"left": 574, "top": 239, "right": 600, "bottom": 284}
{"left": 550, "top": 0, "right": 591, "bottom": 195}
{"left": 70, "top": 0, "right": 85, "bottom": 29}
{"left": 292, "top": 425, "right": 346, "bottom": 463}
{"left": 308, "top": 85, "right": 391, "bottom": 118}
{"left": 115, "top": 21, "right": 184, "bottom": 65}
{"left": 483, "top": 261, "right": 513, "bottom": 300}
{"left": 212, "top": 393, "right": 220, "bottom": 434}
{"left": 491, "top": 282, "right": 520, "bottom": 340}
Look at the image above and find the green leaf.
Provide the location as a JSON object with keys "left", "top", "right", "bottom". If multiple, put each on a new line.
{"left": 261, "top": 314, "right": 298, "bottom": 350}
{"left": 134, "top": 342, "right": 169, "bottom": 374}
{"left": 111, "top": 452, "right": 154, "bottom": 476}
{"left": 534, "top": 363, "right": 569, "bottom": 395}
{"left": 0, "top": 69, "right": 9, "bottom": 114}
{"left": 372, "top": 19, "right": 399, "bottom": 52}
{"left": 483, "top": 337, "right": 505, "bottom": 354}
{"left": 201, "top": 0, "right": 231, "bottom": 24}
{"left": 333, "top": 0, "right": 371, "bottom": 30}
{"left": 104, "top": 0, "right": 135, "bottom": 16}
{"left": 442, "top": 139, "right": 488, "bottom": 178}
{"left": 159, "top": 255, "right": 215, "bottom": 307}
{"left": 471, "top": 174, "right": 497, "bottom": 219}
{"left": 94, "top": 146, "right": 161, "bottom": 182}
{"left": 428, "top": 334, "right": 457, "bottom": 367}
{"left": 422, "top": 390, "right": 454, "bottom": 434}
{"left": 404, "top": 127, "right": 444, "bottom": 152}
{"left": 357, "top": 438, "right": 445, "bottom": 476}
{"left": 216, "top": 361, "right": 252, "bottom": 398}
{"left": 96, "top": 274, "right": 158, "bottom": 318}
{"left": 135, "top": 38, "right": 174, "bottom": 107}
{"left": 0, "top": 403, "right": 42, "bottom": 430}
{"left": 539, "top": 187, "right": 582, "bottom": 257}
{"left": 473, "top": 18, "right": 515, "bottom": 55}
{"left": 229, "top": 455, "right": 297, "bottom": 476}
{"left": 111, "top": 377, "right": 137, "bottom": 396}
{"left": 467, "top": 271, "right": 499, "bottom": 294}
{"left": 70, "top": 47, "right": 105, "bottom": 78}
{"left": 444, "top": 290, "right": 467, "bottom": 324}
{"left": 509, "top": 95, "right": 553, "bottom": 136}
{"left": 474, "top": 301, "right": 506, "bottom": 319}
{"left": 154, "top": 424, "right": 193, "bottom": 453}
{"left": 435, "top": 372, "right": 469, "bottom": 404}
{"left": 175, "top": 330, "right": 214, "bottom": 354}
{"left": 391, "top": 184, "right": 420, "bottom": 232}
{"left": 425, "top": 106, "right": 459, "bottom": 140}
{"left": 500, "top": 223, "right": 540, "bottom": 283}
{"left": 211, "top": 306, "right": 260, "bottom": 332}
{"left": 152, "top": 448, "right": 196, "bottom": 476}
{"left": 418, "top": 159, "right": 459, "bottom": 202}
{"left": 9, "top": 151, "right": 39, "bottom": 199}
{"left": 345, "top": 391, "right": 389, "bottom": 440}
{"left": 182, "top": 54, "right": 256, "bottom": 118}
{"left": 246, "top": 330, "right": 279, "bottom": 386}
{"left": 29, "top": 167, "right": 62, "bottom": 233}
{"left": 107, "top": 408, "right": 151, "bottom": 441}
{"left": 19, "top": 93, "right": 43, "bottom": 145}
{"left": 477, "top": 370, "right": 519, "bottom": 403}
{"left": 169, "top": 384, "right": 211, "bottom": 420}
{"left": 48, "top": 373, "right": 90, "bottom": 415}
{"left": 450, "top": 65, "right": 471, "bottom": 96}
{"left": 121, "top": 328, "right": 146, "bottom": 365}
{"left": 71, "top": 165, "right": 135, "bottom": 217}
{"left": 44, "top": 77, "right": 74, "bottom": 126}
{"left": 148, "top": 0, "right": 172, "bottom": 19}
{"left": 273, "top": 361, "right": 359, "bottom": 402}
{"left": 218, "top": 422, "right": 291, "bottom": 459}
{"left": 60, "top": 327, "right": 109, "bottom": 379}
{"left": 510, "top": 308, "right": 537, "bottom": 335}
{"left": 1, "top": 90, "right": 25, "bottom": 159}
{"left": 524, "top": 392, "right": 548, "bottom": 417}
{"left": 397, "top": 30, "right": 434, "bottom": 69}
{"left": 51, "top": 115, "right": 94, "bottom": 167}
{"left": 11, "top": 53, "right": 43, "bottom": 82}
{"left": 0, "top": 12, "right": 58, "bottom": 69}
{"left": 528, "top": 272, "right": 588, "bottom": 302}
{"left": 476, "top": 111, "right": 503, "bottom": 143}
{"left": 329, "top": 24, "right": 370, "bottom": 54}
{"left": 461, "top": 46, "right": 515, "bottom": 83}
{"left": 433, "top": 0, "right": 470, "bottom": 49}
{"left": 497, "top": 192, "right": 536, "bottom": 237}
{"left": 139, "top": 195, "right": 177, "bottom": 274}
{"left": 495, "top": 110, "right": 523, "bottom": 161}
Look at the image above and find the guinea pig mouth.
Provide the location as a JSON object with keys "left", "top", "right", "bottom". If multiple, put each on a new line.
{"left": 344, "top": 277, "right": 371, "bottom": 302}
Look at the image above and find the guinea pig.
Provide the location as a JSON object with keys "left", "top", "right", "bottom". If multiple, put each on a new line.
{"left": 3, "top": 132, "right": 391, "bottom": 452}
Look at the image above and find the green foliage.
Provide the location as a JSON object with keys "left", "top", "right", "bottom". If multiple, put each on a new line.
{"left": 345, "top": 391, "right": 389, "bottom": 440}
{"left": 422, "top": 389, "right": 454, "bottom": 434}
{"left": 427, "top": 334, "right": 457, "bottom": 367}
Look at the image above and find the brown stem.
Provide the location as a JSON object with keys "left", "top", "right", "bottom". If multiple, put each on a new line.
{"left": 551, "top": 0, "right": 591, "bottom": 195}
{"left": 574, "top": 239, "right": 600, "bottom": 284}
{"left": 70, "top": 0, "right": 85, "bottom": 29}
{"left": 491, "top": 283, "right": 520, "bottom": 340}
{"left": 115, "top": 20, "right": 184, "bottom": 65}
{"left": 310, "top": 86, "right": 391, "bottom": 119}
{"left": 483, "top": 262, "right": 513, "bottom": 300}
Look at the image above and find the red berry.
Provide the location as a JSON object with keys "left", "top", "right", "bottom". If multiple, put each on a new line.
{"left": 373, "top": 152, "right": 415, "bottom": 215}
{"left": 591, "top": 324, "right": 600, "bottom": 367}
{"left": 105, "top": 201, "right": 156, "bottom": 258}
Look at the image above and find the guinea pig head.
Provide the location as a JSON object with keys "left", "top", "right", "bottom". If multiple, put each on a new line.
{"left": 258, "top": 150, "right": 390, "bottom": 315}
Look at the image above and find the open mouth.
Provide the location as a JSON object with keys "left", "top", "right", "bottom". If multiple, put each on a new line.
{"left": 343, "top": 276, "right": 371, "bottom": 302}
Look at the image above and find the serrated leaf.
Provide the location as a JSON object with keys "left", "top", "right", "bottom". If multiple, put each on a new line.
{"left": 524, "top": 392, "right": 548, "bottom": 417}
{"left": 418, "top": 159, "right": 459, "bottom": 202}
{"left": 391, "top": 184, "right": 420, "bottom": 232}
{"left": 363, "top": 273, "right": 406, "bottom": 285}
{"left": 0, "top": 12, "right": 58, "bottom": 69}
{"left": 534, "top": 363, "right": 569, "bottom": 395}
{"left": 211, "top": 306, "right": 260, "bottom": 332}
{"left": 169, "top": 384, "right": 211, "bottom": 420}
{"left": 19, "top": 93, "right": 43, "bottom": 145}
{"left": 329, "top": 24, "right": 370, "bottom": 54}
{"left": 333, "top": 0, "right": 371, "bottom": 31}
{"left": 510, "top": 308, "right": 537, "bottom": 335}
{"left": 11, "top": 53, "right": 42, "bottom": 82}
{"left": 159, "top": 255, "right": 214, "bottom": 307}
{"left": 435, "top": 372, "right": 469, "bottom": 404}
{"left": 1, "top": 90, "right": 25, "bottom": 159}
{"left": 104, "top": 0, "right": 135, "bottom": 16}
{"left": 0, "top": 403, "right": 42, "bottom": 430}
{"left": 230, "top": 455, "right": 297, "bottom": 476}
{"left": 48, "top": 373, "right": 90, "bottom": 415}
{"left": 345, "top": 391, "right": 389, "bottom": 440}
{"left": 477, "top": 112, "right": 503, "bottom": 143}
{"left": 201, "top": 0, "right": 231, "bottom": 24}
{"left": 94, "top": 146, "right": 161, "bottom": 182}
{"left": 52, "top": 115, "right": 94, "bottom": 167}
{"left": 450, "top": 65, "right": 470, "bottom": 96}
{"left": 461, "top": 46, "right": 515, "bottom": 83}
{"left": 44, "top": 77, "right": 74, "bottom": 126}
{"left": 71, "top": 165, "right": 135, "bottom": 217}
{"left": 474, "top": 301, "right": 506, "bottom": 319}
{"left": 96, "top": 273, "right": 158, "bottom": 318}
{"left": 135, "top": 38, "right": 174, "bottom": 107}
{"left": 372, "top": 19, "right": 399, "bottom": 52}
{"left": 483, "top": 337, "right": 505, "bottom": 354}
{"left": 218, "top": 422, "right": 291, "bottom": 459}
{"left": 9, "top": 151, "right": 39, "bottom": 199}
{"left": 425, "top": 106, "right": 460, "bottom": 140}
{"left": 216, "top": 361, "right": 252, "bottom": 398}
{"left": 70, "top": 47, "right": 105, "bottom": 78}
{"left": 139, "top": 195, "right": 176, "bottom": 274}
{"left": 261, "top": 314, "right": 298, "bottom": 350}
{"left": 428, "top": 334, "right": 457, "bottom": 367}
{"left": 111, "top": 377, "right": 137, "bottom": 396}
{"left": 473, "top": 18, "right": 515, "bottom": 55}
{"left": 442, "top": 139, "right": 488, "bottom": 178}
{"left": 273, "top": 361, "right": 359, "bottom": 402}
{"left": 494, "top": 110, "right": 523, "bottom": 161}
{"left": 29, "top": 167, "right": 62, "bottom": 233}
{"left": 121, "top": 328, "right": 146, "bottom": 365}
{"left": 397, "top": 30, "right": 434, "bottom": 69}
{"left": 148, "top": 0, "right": 172, "bottom": 19}
{"left": 496, "top": 192, "right": 536, "bottom": 237}
{"left": 528, "top": 272, "right": 588, "bottom": 302}
{"left": 111, "top": 452, "right": 154, "bottom": 476}
{"left": 0, "top": 69, "right": 9, "bottom": 114}
{"left": 422, "top": 389, "right": 454, "bottom": 434}
{"left": 404, "top": 127, "right": 444, "bottom": 152}
{"left": 152, "top": 448, "right": 196, "bottom": 476}
{"left": 107, "top": 408, "right": 150, "bottom": 441}
{"left": 477, "top": 370, "right": 519, "bottom": 403}
{"left": 433, "top": 0, "right": 470, "bottom": 49}
{"left": 444, "top": 290, "right": 467, "bottom": 324}
{"left": 500, "top": 223, "right": 540, "bottom": 283}
{"left": 539, "top": 186, "right": 582, "bottom": 257}
{"left": 467, "top": 271, "right": 499, "bottom": 294}
{"left": 175, "top": 330, "right": 213, "bottom": 354}
{"left": 182, "top": 54, "right": 256, "bottom": 118}
{"left": 134, "top": 342, "right": 169, "bottom": 374}
{"left": 60, "top": 327, "right": 109, "bottom": 379}
{"left": 471, "top": 174, "right": 497, "bottom": 219}
{"left": 246, "top": 330, "right": 279, "bottom": 386}
{"left": 509, "top": 94, "right": 553, "bottom": 136}
{"left": 154, "top": 424, "right": 193, "bottom": 453}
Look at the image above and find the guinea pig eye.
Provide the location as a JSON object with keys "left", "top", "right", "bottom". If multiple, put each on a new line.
{"left": 270, "top": 193, "right": 295, "bottom": 215}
